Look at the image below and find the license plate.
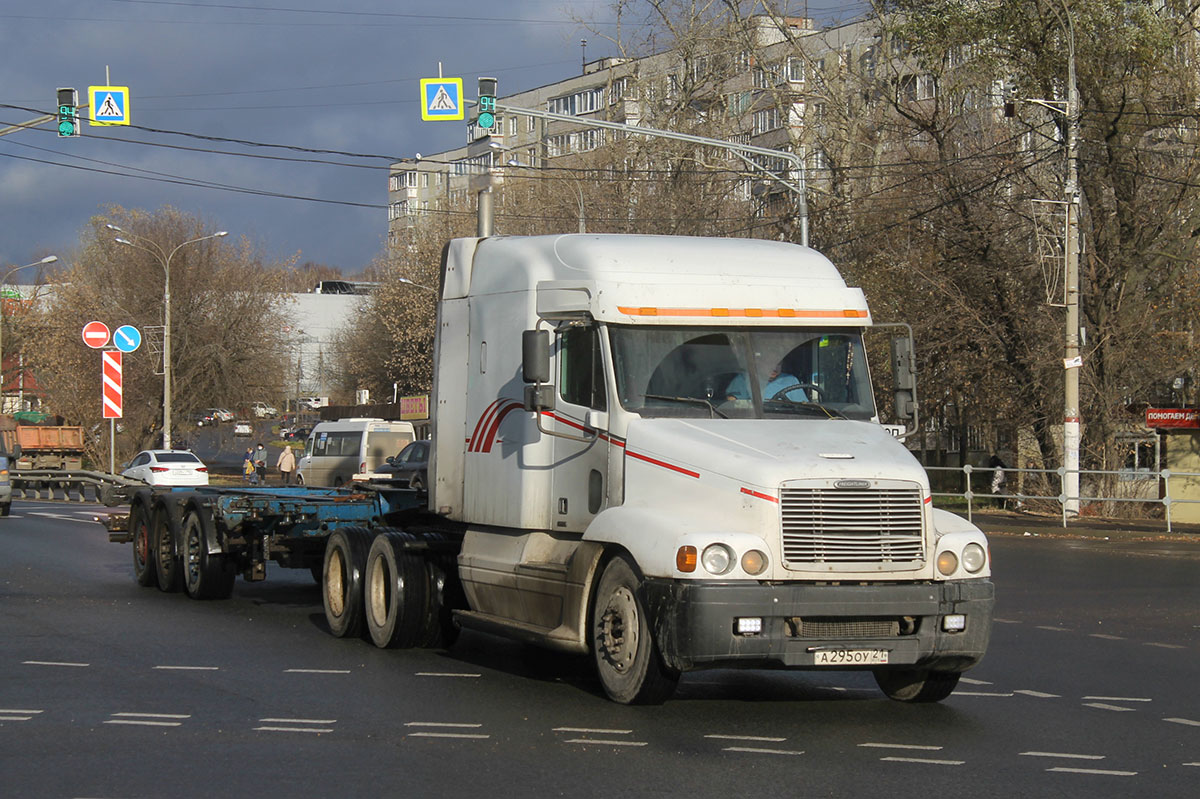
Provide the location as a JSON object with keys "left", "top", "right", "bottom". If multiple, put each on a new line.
{"left": 813, "top": 648, "right": 889, "bottom": 665}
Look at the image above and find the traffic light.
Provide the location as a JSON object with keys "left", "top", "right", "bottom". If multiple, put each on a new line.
{"left": 57, "top": 87, "right": 80, "bottom": 137}
{"left": 477, "top": 77, "right": 497, "bottom": 131}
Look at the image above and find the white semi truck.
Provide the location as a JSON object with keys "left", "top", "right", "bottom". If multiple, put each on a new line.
{"left": 110, "top": 233, "right": 993, "bottom": 705}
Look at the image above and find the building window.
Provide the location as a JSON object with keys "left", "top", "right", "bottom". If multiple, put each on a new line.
{"left": 787, "top": 56, "right": 805, "bottom": 84}
{"left": 548, "top": 87, "right": 604, "bottom": 116}
{"left": 547, "top": 134, "right": 571, "bottom": 157}
{"left": 753, "top": 107, "right": 781, "bottom": 134}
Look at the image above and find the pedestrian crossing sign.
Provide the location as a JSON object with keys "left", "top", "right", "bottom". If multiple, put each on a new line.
{"left": 88, "top": 85, "right": 130, "bottom": 126}
{"left": 420, "top": 78, "right": 464, "bottom": 121}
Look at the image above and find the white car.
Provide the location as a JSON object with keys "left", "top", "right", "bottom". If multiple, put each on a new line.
{"left": 252, "top": 401, "right": 278, "bottom": 418}
{"left": 233, "top": 420, "right": 253, "bottom": 436}
{"left": 121, "top": 450, "right": 210, "bottom": 487}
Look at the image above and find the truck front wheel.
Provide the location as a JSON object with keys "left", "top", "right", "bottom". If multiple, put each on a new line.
{"left": 874, "top": 668, "right": 961, "bottom": 702}
{"left": 590, "top": 555, "right": 679, "bottom": 705}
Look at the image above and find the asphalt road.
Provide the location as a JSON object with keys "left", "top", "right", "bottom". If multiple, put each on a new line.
{"left": 2, "top": 500, "right": 1199, "bottom": 798}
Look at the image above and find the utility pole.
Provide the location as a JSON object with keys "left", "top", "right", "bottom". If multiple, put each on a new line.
{"left": 1062, "top": 23, "right": 1082, "bottom": 516}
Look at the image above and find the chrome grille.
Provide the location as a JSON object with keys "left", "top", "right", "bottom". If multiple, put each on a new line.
{"left": 780, "top": 486, "right": 924, "bottom": 567}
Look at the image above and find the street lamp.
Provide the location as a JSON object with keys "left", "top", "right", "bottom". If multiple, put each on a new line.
{"left": 109, "top": 225, "right": 228, "bottom": 449}
{"left": 0, "top": 255, "right": 58, "bottom": 413}
{"left": 397, "top": 277, "right": 437, "bottom": 293}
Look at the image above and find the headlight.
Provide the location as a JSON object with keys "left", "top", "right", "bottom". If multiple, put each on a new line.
{"left": 701, "top": 544, "right": 734, "bottom": 575}
{"left": 936, "top": 550, "right": 959, "bottom": 576}
{"left": 961, "top": 543, "right": 986, "bottom": 573}
{"left": 741, "top": 549, "right": 768, "bottom": 575}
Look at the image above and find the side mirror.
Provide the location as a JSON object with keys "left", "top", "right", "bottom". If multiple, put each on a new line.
{"left": 522, "top": 329, "right": 551, "bottom": 384}
{"left": 524, "top": 384, "right": 556, "bottom": 412}
{"left": 890, "top": 336, "right": 916, "bottom": 421}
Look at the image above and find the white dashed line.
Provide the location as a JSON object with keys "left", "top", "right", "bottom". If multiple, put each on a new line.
{"left": 1083, "top": 703, "right": 1135, "bottom": 712}
{"left": 1089, "top": 634, "right": 1125, "bottom": 640}
{"left": 23, "top": 660, "right": 88, "bottom": 668}
{"left": 723, "top": 746, "right": 804, "bottom": 756}
{"left": 959, "top": 677, "right": 992, "bottom": 685}
{"left": 1046, "top": 767, "right": 1136, "bottom": 776}
{"left": 407, "top": 722, "right": 484, "bottom": 729}
{"left": 1164, "top": 717, "right": 1200, "bottom": 727}
{"left": 255, "top": 725, "right": 335, "bottom": 734}
{"left": 153, "top": 665, "right": 219, "bottom": 671}
{"left": 707, "top": 734, "right": 787, "bottom": 743}
{"left": 880, "top": 757, "right": 964, "bottom": 766}
{"left": 1014, "top": 690, "right": 1060, "bottom": 698}
{"left": 563, "top": 738, "right": 646, "bottom": 747}
{"left": 953, "top": 691, "right": 1014, "bottom": 697}
{"left": 408, "top": 732, "right": 491, "bottom": 739}
{"left": 416, "top": 672, "right": 481, "bottom": 678}
{"left": 0, "top": 709, "right": 42, "bottom": 722}
{"left": 859, "top": 743, "right": 943, "bottom": 751}
{"left": 1083, "top": 696, "right": 1150, "bottom": 702}
{"left": 284, "top": 668, "right": 351, "bottom": 674}
{"left": 555, "top": 727, "right": 632, "bottom": 734}
{"left": 1036, "top": 625, "right": 1070, "bottom": 632}
{"left": 1183, "top": 762, "right": 1200, "bottom": 767}
{"left": 1143, "top": 642, "right": 1186, "bottom": 650}
{"left": 255, "top": 717, "right": 336, "bottom": 734}
{"left": 993, "top": 618, "right": 1021, "bottom": 624}
{"left": 113, "top": 712, "right": 190, "bottom": 719}
{"left": 106, "top": 712, "right": 188, "bottom": 728}
{"left": 1020, "top": 751, "right": 1105, "bottom": 760}
{"left": 261, "top": 717, "right": 335, "bottom": 724}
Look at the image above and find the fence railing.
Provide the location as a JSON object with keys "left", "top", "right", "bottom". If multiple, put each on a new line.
{"left": 925, "top": 464, "right": 1200, "bottom": 533}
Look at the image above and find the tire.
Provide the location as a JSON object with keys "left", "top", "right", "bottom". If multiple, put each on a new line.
{"left": 0, "top": 502, "right": 11, "bottom": 517}
{"left": 364, "top": 531, "right": 429, "bottom": 649}
{"left": 322, "top": 526, "right": 373, "bottom": 638}
{"left": 295, "top": 473, "right": 305, "bottom": 486}
{"left": 151, "top": 501, "right": 182, "bottom": 593}
{"left": 181, "top": 508, "right": 236, "bottom": 600}
{"left": 422, "top": 556, "right": 461, "bottom": 649}
{"left": 590, "top": 554, "right": 679, "bottom": 705}
{"left": 409, "top": 474, "right": 424, "bottom": 492}
{"left": 130, "top": 501, "right": 157, "bottom": 588}
{"left": 874, "top": 668, "right": 961, "bottom": 703}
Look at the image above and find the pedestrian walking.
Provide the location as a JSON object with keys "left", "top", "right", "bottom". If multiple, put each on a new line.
{"left": 254, "top": 443, "right": 268, "bottom": 484}
{"left": 989, "top": 453, "right": 1007, "bottom": 507}
{"left": 243, "top": 447, "right": 257, "bottom": 485}
{"left": 276, "top": 444, "right": 297, "bottom": 486}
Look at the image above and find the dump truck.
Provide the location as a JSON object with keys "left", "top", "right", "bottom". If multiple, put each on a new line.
{"left": 107, "top": 234, "right": 993, "bottom": 705}
{"left": 0, "top": 420, "right": 85, "bottom": 470}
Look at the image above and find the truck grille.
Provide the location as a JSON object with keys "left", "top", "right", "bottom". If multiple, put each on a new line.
{"left": 780, "top": 486, "right": 925, "bottom": 567}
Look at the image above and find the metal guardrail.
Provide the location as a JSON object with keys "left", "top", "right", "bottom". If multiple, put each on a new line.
{"left": 927, "top": 464, "right": 1200, "bottom": 532}
{"left": 9, "top": 469, "right": 140, "bottom": 505}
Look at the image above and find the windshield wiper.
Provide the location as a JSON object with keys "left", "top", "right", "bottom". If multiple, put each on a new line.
{"left": 642, "top": 393, "right": 729, "bottom": 419}
{"left": 763, "top": 400, "right": 847, "bottom": 419}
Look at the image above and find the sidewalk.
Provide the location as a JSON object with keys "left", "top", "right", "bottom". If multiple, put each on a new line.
{"left": 964, "top": 507, "right": 1200, "bottom": 542}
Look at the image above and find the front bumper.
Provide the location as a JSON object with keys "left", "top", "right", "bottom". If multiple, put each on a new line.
{"left": 644, "top": 578, "right": 994, "bottom": 674}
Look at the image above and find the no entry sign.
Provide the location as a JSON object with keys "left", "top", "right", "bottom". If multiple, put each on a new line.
{"left": 102, "top": 350, "right": 122, "bottom": 419}
{"left": 82, "top": 320, "right": 110, "bottom": 349}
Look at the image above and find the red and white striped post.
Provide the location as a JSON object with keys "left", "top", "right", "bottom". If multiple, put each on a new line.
{"left": 102, "top": 350, "right": 123, "bottom": 419}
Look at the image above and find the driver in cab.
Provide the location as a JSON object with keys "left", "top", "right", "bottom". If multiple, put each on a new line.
{"left": 725, "top": 360, "right": 805, "bottom": 402}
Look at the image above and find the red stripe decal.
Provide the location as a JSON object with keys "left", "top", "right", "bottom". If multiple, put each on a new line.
{"left": 545, "top": 411, "right": 588, "bottom": 434}
{"left": 924, "top": 495, "right": 933, "bottom": 505}
{"left": 626, "top": 450, "right": 700, "bottom": 479}
{"left": 601, "top": 433, "right": 626, "bottom": 448}
{"left": 478, "top": 401, "right": 523, "bottom": 453}
{"left": 469, "top": 399, "right": 503, "bottom": 452}
{"left": 740, "top": 487, "right": 778, "bottom": 503}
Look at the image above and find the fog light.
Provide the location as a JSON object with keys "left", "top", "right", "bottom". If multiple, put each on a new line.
{"left": 962, "top": 543, "right": 986, "bottom": 573}
{"left": 736, "top": 617, "right": 763, "bottom": 635}
{"left": 702, "top": 543, "right": 734, "bottom": 575}
{"left": 741, "top": 549, "right": 767, "bottom": 575}
{"left": 942, "top": 614, "right": 966, "bottom": 632}
{"left": 936, "top": 550, "right": 959, "bottom": 576}
{"left": 676, "top": 546, "right": 697, "bottom": 573}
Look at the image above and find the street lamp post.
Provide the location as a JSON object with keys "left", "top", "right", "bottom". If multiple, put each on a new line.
{"left": 109, "top": 226, "right": 228, "bottom": 449}
{"left": 0, "top": 255, "right": 58, "bottom": 413}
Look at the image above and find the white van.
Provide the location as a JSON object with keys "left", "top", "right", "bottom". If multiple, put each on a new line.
{"left": 296, "top": 418, "right": 415, "bottom": 487}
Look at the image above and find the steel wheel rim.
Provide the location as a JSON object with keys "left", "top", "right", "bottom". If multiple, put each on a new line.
{"left": 368, "top": 555, "right": 390, "bottom": 628}
{"left": 326, "top": 549, "right": 345, "bottom": 617}
{"left": 599, "top": 585, "right": 639, "bottom": 674}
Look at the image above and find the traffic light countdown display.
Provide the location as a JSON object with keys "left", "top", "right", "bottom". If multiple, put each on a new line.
{"left": 57, "top": 87, "right": 80, "bottom": 137}
{"left": 477, "top": 77, "right": 498, "bottom": 130}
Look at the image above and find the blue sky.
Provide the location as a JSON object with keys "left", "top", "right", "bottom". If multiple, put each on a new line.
{"left": 0, "top": 1, "right": 868, "bottom": 274}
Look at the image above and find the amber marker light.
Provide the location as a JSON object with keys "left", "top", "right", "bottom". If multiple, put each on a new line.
{"left": 676, "top": 546, "right": 697, "bottom": 573}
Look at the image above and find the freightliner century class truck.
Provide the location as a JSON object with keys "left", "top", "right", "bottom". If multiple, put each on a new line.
{"left": 108, "top": 234, "right": 994, "bottom": 705}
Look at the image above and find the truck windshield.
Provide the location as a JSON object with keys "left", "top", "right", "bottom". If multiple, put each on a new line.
{"left": 608, "top": 325, "right": 876, "bottom": 421}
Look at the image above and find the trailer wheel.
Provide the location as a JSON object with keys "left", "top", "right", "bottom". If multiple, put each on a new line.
{"left": 590, "top": 554, "right": 679, "bottom": 705}
{"left": 0, "top": 502, "right": 10, "bottom": 517}
{"left": 130, "top": 501, "right": 156, "bottom": 588}
{"left": 151, "top": 501, "right": 182, "bottom": 593}
{"left": 873, "top": 668, "right": 961, "bottom": 703}
{"left": 181, "top": 508, "right": 236, "bottom": 600}
{"left": 322, "top": 526, "right": 372, "bottom": 638}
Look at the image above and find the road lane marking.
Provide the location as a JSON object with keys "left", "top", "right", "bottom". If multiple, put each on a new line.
{"left": 1046, "top": 767, "right": 1136, "bottom": 776}
{"left": 556, "top": 727, "right": 631, "bottom": 734}
{"left": 1020, "top": 751, "right": 1105, "bottom": 760}
{"left": 23, "top": 661, "right": 88, "bottom": 668}
{"left": 112, "top": 713, "right": 190, "bottom": 719}
{"left": 416, "top": 672, "right": 481, "bottom": 678}
{"left": 1143, "top": 642, "right": 1185, "bottom": 650}
{"left": 153, "top": 665, "right": 219, "bottom": 671}
{"left": 407, "top": 722, "right": 484, "bottom": 728}
{"left": 1037, "top": 625, "right": 1071, "bottom": 632}
{"left": 1015, "top": 690, "right": 1060, "bottom": 698}
{"left": 408, "top": 732, "right": 491, "bottom": 739}
{"left": 261, "top": 717, "right": 335, "bottom": 724}
{"left": 0, "top": 709, "right": 42, "bottom": 714}
{"left": 707, "top": 734, "right": 787, "bottom": 743}
{"left": 1083, "top": 703, "right": 1136, "bottom": 712}
{"left": 106, "top": 712, "right": 188, "bottom": 727}
{"left": 1164, "top": 717, "right": 1200, "bottom": 727}
{"left": 284, "top": 668, "right": 351, "bottom": 674}
{"left": 723, "top": 746, "right": 804, "bottom": 756}
{"left": 563, "top": 738, "right": 646, "bottom": 746}
{"left": 255, "top": 725, "right": 335, "bottom": 734}
{"left": 1083, "top": 696, "right": 1150, "bottom": 702}
{"left": 859, "top": 743, "right": 943, "bottom": 751}
{"left": 953, "top": 691, "right": 1013, "bottom": 697}
{"left": 1089, "top": 634, "right": 1125, "bottom": 640}
{"left": 993, "top": 618, "right": 1021, "bottom": 624}
{"left": 0, "top": 709, "right": 42, "bottom": 721}
{"left": 255, "top": 717, "right": 336, "bottom": 734}
{"left": 960, "top": 677, "right": 992, "bottom": 685}
{"left": 1183, "top": 762, "right": 1200, "bottom": 767}
{"left": 880, "top": 757, "right": 964, "bottom": 766}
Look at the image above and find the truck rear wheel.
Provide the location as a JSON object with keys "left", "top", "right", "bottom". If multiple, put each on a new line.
{"left": 151, "top": 501, "right": 182, "bottom": 593}
{"left": 130, "top": 501, "right": 156, "bottom": 588}
{"left": 364, "top": 531, "right": 428, "bottom": 649}
{"left": 874, "top": 668, "right": 961, "bottom": 702}
{"left": 181, "top": 508, "right": 236, "bottom": 600}
{"left": 322, "top": 526, "right": 372, "bottom": 638}
{"left": 590, "top": 555, "right": 679, "bottom": 705}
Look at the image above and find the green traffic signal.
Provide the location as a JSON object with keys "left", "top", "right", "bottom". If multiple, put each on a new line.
{"left": 58, "top": 119, "right": 76, "bottom": 136}
{"left": 478, "top": 111, "right": 495, "bottom": 129}
{"left": 56, "top": 89, "right": 79, "bottom": 138}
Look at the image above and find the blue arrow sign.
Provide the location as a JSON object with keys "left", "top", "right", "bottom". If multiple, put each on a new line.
{"left": 113, "top": 324, "right": 142, "bottom": 353}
